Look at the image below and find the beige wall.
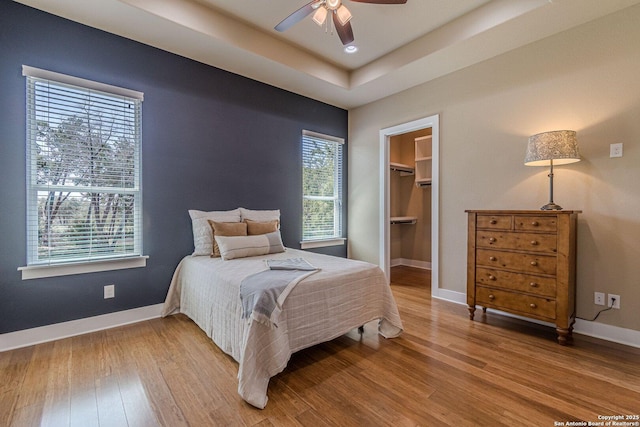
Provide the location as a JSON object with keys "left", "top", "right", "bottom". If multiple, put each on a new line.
{"left": 348, "top": 5, "right": 640, "bottom": 332}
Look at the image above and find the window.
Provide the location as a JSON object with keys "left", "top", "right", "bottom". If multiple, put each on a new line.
{"left": 21, "top": 66, "right": 144, "bottom": 275}
{"left": 301, "top": 130, "right": 345, "bottom": 247}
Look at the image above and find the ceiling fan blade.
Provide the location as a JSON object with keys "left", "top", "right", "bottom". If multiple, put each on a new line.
{"left": 350, "top": 0, "right": 407, "bottom": 4}
{"left": 275, "top": 1, "right": 321, "bottom": 32}
{"left": 333, "top": 13, "right": 354, "bottom": 45}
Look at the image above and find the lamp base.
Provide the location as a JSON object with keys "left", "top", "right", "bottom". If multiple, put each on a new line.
{"left": 540, "top": 202, "right": 563, "bottom": 210}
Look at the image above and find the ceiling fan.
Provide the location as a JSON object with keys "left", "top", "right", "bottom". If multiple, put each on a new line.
{"left": 274, "top": 0, "right": 408, "bottom": 46}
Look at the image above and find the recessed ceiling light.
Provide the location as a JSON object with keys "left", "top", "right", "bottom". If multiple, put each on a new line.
{"left": 344, "top": 45, "right": 358, "bottom": 54}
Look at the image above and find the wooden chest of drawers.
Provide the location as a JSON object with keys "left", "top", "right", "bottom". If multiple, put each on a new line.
{"left": 466, "top": 210, "right": 580, "bottom": 344}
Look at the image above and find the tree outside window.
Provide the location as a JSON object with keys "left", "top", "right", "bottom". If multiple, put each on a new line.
{"left": 302, "top": 131, "right": 343, "bottom": 242}
{"left": 25, "top": 68, "right": 142, "bottom": 265}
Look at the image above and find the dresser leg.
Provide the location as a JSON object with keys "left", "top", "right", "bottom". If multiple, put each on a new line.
{"left": 468, "top": 306, "right": 476, "bottom": 320}
{"left": 556, "top": 327, "right": 571, "bottom": 345}
{"left": 567, "top": 318, "right": 575, "bottom": 343}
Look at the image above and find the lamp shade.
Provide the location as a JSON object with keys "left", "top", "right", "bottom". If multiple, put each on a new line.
{"left": 525, "top": 130, "right": 580, "bottom": 166}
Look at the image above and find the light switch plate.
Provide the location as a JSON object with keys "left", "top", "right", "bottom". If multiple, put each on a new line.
{"left": 610, "top": 143, "right": 623, "bottom": 158}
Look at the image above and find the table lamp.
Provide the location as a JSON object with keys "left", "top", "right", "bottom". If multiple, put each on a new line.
{"left": 525, "top": 130, "right": 580, "bottom": 210}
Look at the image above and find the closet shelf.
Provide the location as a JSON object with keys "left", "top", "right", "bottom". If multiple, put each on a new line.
{"left": 390, "top": 162, "right": 415, "bottom": 175}
{"left": 390, "top": 216, "right": 417, "bottom": 225}
{"left": 414, "top": 135, "right": 432, "bottom": 187}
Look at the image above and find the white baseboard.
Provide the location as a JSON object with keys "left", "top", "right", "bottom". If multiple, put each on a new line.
{"left": 432, "top": 290, "right": 639, "bottom": 349}
{"left": 432, "top": 288, "right": 466, "bottom": 304}
{"left": 573, "top": 318, "right": 640, "bottom": 349}
{"left": 391, "top": 258, "right": 432, "bottom": 270}
{"left": 0, "top": 303, "right": 164, "bottom": 352}
{"left": 3, "top": 295, "right": 638, "bottom": 352}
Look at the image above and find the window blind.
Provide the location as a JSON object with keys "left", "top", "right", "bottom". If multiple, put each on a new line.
{"left": 23, "top": 66, "right": 143, "bottom": 265}
{"left": 302, "top": 130, "right": 344, "bottom": 241}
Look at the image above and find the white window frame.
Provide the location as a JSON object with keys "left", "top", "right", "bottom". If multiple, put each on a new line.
{"left": 18, "top": 66, "right": 147, "bottom": 280}
{"left": 301, "top": 130, "right": 346, "bottom": 249}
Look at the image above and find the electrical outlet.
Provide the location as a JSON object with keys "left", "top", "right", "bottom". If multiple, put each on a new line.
{"left": 104, "top": 284, "right": 115, "bottom": 299}
{"left": 610, "top": 143, "right": 623, "bottom": 158}
{"left": 594, "top": 292, "right": 605, "bottom": 306}
{"left": 608, "top": 294, "right": 620, "bottom": 309}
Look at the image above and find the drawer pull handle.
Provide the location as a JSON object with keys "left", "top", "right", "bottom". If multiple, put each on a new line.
{"left": 530, "top": 261, "right": 538, "bottom": 266}
{"left": 530, "top": 303, "right": 537, "bottom": 309}
{"left": 488, "top": 294, "right": 495, "bottom": 300}
{"left": 489, "top": 237, "right": 496, "bottom": 243}
{"left": 531, "top": 221, "right": 539, "bottom": 226}
{"left": 490, "top": 219, "right": 497, "bottom": 224}
{"left": 530, "top": 282, "right": 538, "bottom": 288}
{"left": 489, "top": 256, "right": 496, "bottom": 261}
{"left": 531, "top": 240, "right": 538, "bottom": 245}
{"left": 489, "top": 275, "right": 496, "bottom": 281}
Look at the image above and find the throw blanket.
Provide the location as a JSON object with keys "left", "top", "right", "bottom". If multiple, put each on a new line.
{"left": 265, "top": 257, "right": 317, "bottom": 271}
{"left": 240, "top": 258, "right": 318, "bottom": 327}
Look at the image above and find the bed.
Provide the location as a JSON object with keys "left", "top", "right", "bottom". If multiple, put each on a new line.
{"left": 161, "top": 247, "right": 403, "bottom": 409}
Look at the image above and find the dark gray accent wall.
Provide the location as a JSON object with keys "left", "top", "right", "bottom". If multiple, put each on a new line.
{"left": 0, "top": 2, "right": 347, "bottom": 334}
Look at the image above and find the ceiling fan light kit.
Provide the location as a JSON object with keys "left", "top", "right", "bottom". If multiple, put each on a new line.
{"left": 313, "top": 5, "right": 351, "bottom": 32}
{"left": 312, "top": 7, "right": 328, "bottom": 26}
{"left": 275, "top": 0, "right": 407, "bottom": 46}
{"left": 336, "top": 5, "right": 353, "bottom": 25}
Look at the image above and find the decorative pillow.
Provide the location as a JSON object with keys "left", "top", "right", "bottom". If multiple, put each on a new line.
{"left": 188, "top": 209, "right": 241, "bottom": 256}
{"left": 239, "top": 207, "right": 280, "bottom": 223}
{"left": 215, "top": 230, "right": 285, "bottom": 260}
{"left": 208, "top": 220, "right": 248, "bottom": 257}
{"left": 244, "top": 219, "right": 279, "bottom": 235}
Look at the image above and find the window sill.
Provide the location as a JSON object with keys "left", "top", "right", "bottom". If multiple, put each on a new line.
{"left": 18, "top": 256, "right": 149, "bottom": 280}
{"left": 300, "top": 238, "right": 346, "bottom": 250}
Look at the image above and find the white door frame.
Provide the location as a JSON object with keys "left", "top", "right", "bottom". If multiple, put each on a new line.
{"left": 379, "top": 114, "right": 439, "bottom": 296}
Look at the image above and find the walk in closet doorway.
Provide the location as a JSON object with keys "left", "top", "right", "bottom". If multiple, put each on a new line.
{"left": 379, "top": 115, "right": 440, "bottom": 297}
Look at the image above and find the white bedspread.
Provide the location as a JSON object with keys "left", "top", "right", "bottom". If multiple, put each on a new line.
{"left": 162, "top": 248, "right": 403, "bottom": 409}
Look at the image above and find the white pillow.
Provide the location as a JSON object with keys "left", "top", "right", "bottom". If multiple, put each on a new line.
{"left": 239, "top": 207, "right": 280, "bottom": 223}
{"left": 215, "top": 231, "right": 285, "bottom": 260}
{"left": 188, "top": 209, "right": 241, "bottom": 256}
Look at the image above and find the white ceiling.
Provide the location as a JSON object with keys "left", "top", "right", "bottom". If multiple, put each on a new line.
{"left": 15, "top": 0, "right": 640, "bottom": 109}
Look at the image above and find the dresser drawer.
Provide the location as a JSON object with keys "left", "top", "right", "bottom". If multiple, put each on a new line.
{"left": 514, "top": 216, "right": 557, "bottom": 232}
{"left": 475, "top": 267, "right": 556, "bottom": 297}
{"left": 477, "top": 214, "right": 512, "bottom": 230}
{"left": 476, "top": 248, "right": 557, "bottom": 275}
{"left": 476, "top": 286, "right": 556, "bottom": 320}
{"left": 476, "top": 231, "right": 557, "bottom": 253}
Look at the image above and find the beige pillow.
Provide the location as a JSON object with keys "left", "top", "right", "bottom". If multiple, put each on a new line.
{"left": 244, "top": 219, "right": 279, "bottom": 235}
{"left": 208, "top": 220, "right": 247, "bottom": 257}
{"left": 215, "top": 231, "right": 285, "bottom": 260}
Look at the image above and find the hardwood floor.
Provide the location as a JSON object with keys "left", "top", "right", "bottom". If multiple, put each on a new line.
{"left": 2, "top": 265, "right": 639, "bottom": 426}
